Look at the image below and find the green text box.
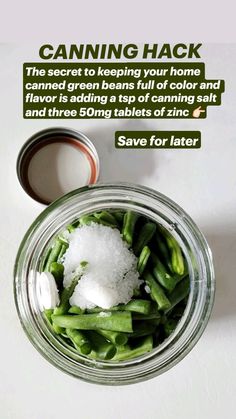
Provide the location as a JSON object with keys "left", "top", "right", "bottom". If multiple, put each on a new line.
{"left": 115, "top": 131, "right": 201, "bottom": 148}
{"left": 23, "top": 62, "right": 224, "bottom": 119}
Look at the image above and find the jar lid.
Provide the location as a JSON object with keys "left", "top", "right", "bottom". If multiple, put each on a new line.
{"left": 17, "top": 127, "right": 100, "bottom": 205}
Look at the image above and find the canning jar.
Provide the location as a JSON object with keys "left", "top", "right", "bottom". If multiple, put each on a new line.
{"left": 14, "top": 183, "right": 215, "bottom": 385}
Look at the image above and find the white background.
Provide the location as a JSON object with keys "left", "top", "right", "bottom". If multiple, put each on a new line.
{"left": 0, "top": 44, "right": 235, "bottom": 419}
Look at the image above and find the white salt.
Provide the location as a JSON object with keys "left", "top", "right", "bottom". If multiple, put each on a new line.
{"left": 62, "top": 223, "right": 141, "bottom": 309}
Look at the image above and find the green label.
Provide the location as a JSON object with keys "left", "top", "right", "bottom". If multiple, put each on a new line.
{"left": 115, "top": 131, "right": 201, "bottom": 148}
{"left": 23, "top": 62, "right": 224, "bottom": 119}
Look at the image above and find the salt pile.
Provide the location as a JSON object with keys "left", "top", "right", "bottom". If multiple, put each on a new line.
{"left": 62, "top": 223, "right": 141, "bottom": 309}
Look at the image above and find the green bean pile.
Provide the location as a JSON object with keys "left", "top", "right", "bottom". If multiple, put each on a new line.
{"left": 43, "top": 210, "right": 190, "bottom": 361}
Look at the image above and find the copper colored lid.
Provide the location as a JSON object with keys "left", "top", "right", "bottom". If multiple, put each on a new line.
{"left": 17, "top": 127, "right": 100, "bottom": 205}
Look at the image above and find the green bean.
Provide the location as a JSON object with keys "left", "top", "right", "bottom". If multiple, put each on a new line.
{"left": 155, "top": 231, "right": 172, "bottom": 272}
{"left": 151, "top": 253, "right": 178, "bottom": 292}
{"left": 94, "top": 211, "right": 119, "bottom": 227}
{"left": 57, "top": 244, "right": 68, "bottom": 262}
{"left": 123, "top": 299, "right": 151, "bottom": 314}
{"left": 66, "top": 328, "right": 92, "bottom": 355}
{"left": 87, "top": 299, "right": 151, "bottom": 315}
{"left": 52, "top": 268, "right": 85, "bottom": 334}
{"left": 53, "top": 276, "right": 80, "bottom": 317}
{"left": 112, "top": 335, "right": 153, "bottom": 361}
{"left": 58, "top": 235, "right": 69, "bottom": 246}
{"left": 53, "top": 325, "right": 65, "bottom": 335}
{"left": 80, "top": 261, "right": 88, "bottom": 269}
{"left": 133, "top": 222, "right": 156, "bottom": 255}
{"left": 112, "top": 211, "right": 125, "bottom": 225}
{"left": 67, "top": 224, "right": 76, "bottom": 233}
{"left": 174, "top": 272, "right": 188, "bottom": 287}
{"left": 79, "top": 215, "right": 99, "bottom": 225}
{"left": 68, "top": 306, "right": 85, "bottom": 314}
{"left": 143, "top": 271, "right": 171, "bottom": 311}
{"left": 148, "top": 318, "right": 162, "bottom": 326}
{"left": 133, "top": 287, "right": 142, "bottom": 297}
{"left": 163, "top": 319, "right": 179, "bottom": 337}
{"left": 43, "top": 248, "right": 51, "bottom": 270}
{"left": 52, "top": 311, "right": 133, "bottom": 333}
{"left": 86, "top": 307, "right": 117, "bottom": 313}
{"left": 132, "top": 312, "right": 161, "bottom": 321}
{"left": 122, "top": 211, "right": 139, "bottom": 246}
{"left": 71, "top": 219, "right": 80, "bottom": 229}
{"left": 66, "top": 219, "right": 80, "bottom": 232}
{"left": 43, "top": 236, "right": 67, "bottom": 271}
{"left": 129, "top": 321, "right": 157, "bottom": 339}
{"left": 165, "top": 276, "right": 190, "bottom": 313}
{"left": 43, "top": 309, "right": 53, "bottom": 324}
{"left": 60, "top": 332, "right": 70, "bottom": 339}
{"left": 45, "top": 239, "right": 62, "bottom": 271}
{"left": 96, "top": 329, "right": 128, "bottom": 346}
{"left": 159, "top": 227, "right": 185, "bottom": 275}
{"left": 49, "top": 262, "right": 64, "bottom": 285}
{"left": 80, "top": 212, "right": 118, "bottom": 227}
{"left": 132, "top": 302, "right": 160, "bottom": 321}
{"left": 137, "top": 245, "right": 151, "bottom": 275}
{"left": 41, "top": 208, "right": 191, "bottom": 361}
{"left": 86, "top": 331, "right": 117, "bottom": 360}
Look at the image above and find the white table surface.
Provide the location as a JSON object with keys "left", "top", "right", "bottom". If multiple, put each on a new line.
{"left": 0, "top": 44, "right": 235, "bottom": 419}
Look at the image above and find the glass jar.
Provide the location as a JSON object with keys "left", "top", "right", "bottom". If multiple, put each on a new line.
{"left": 14, "top": 183, "right": 215, "bottom": 385}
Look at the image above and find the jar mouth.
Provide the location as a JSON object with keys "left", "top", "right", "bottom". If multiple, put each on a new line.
{"left": 14, "top": 182, "right": 215, "bottom": 385}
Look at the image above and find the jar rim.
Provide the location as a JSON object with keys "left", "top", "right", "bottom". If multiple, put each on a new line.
{"left": 14, "top": 182, "right": 215, "bottom": 385}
